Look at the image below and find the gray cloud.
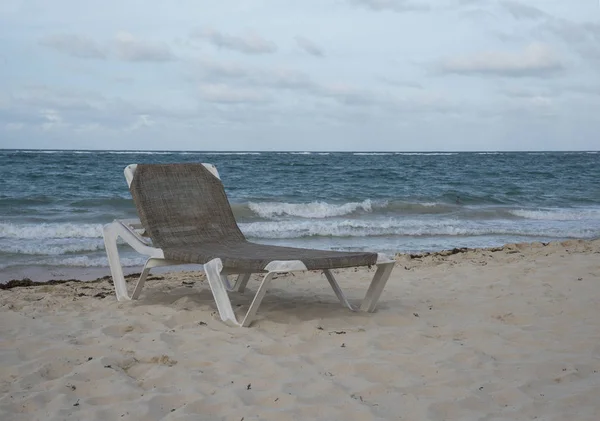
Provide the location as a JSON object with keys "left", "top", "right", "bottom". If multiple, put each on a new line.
{"left": 348, "top": 0, "right": 429, "bottom": 12}
{"left": 439, "top": 42, "right": 564, "bottom": 77}
{"left": 535, "top": 18, "right": 600, "bottom": 69}
{"left": 379, "top": 76, "right": 423, "bottom": 89}
{"left": 39, "top": 34, "right": 106, "bottom": 59}
{"left": 500, "top": 86, "right": 559, "bottom": 99}
{"left": 499, "top": 1, "right": 546, "bottom": 20}
{"left": 541, "top": 20, "right": 600, "bottom": 45}
{"left": 295, "top": 36, "right": 325, "bottom": 58}
{"left": 190, "top": 58, "right": 317, "bottom": 92}
{"left": 563, "top": 85, "right": 600, "bottom": 97}
{"left": 40, "top": 32, "right": 175, "bottom": 62}
{"left": 191, "top": 27, "right": 276, "bottom": 54}
{"left": 113, "top": 32, "right": 175, "bottom": 62}
{"left": 187, "top": 56, "right": 458, "bottom": 117}
{"left": 0, "top": 84, "right": 197, "bottom": 134}
{"left": 10, "top": 85, "right": 105, "bottom": 112}
{"left": 198, "top": 84, "right": 270, "bottom": 104}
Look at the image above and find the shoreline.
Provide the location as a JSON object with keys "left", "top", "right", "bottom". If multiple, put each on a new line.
{"left": 2, "top": 238, "right": 598, "bottom": 287}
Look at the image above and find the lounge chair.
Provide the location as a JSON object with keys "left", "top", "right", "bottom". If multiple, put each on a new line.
{"left": 102, "top": 163, "right": 396, "bottom": 327}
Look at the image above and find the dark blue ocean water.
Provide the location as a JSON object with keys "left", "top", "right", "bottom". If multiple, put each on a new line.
{"left": 1, "top": 150, "right": 599, "bottom": 272}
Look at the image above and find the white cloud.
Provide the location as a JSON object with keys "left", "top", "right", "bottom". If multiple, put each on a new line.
{"left": 39, "top": 34, "right": 106, "bottom": 59}
{"left": 40, "top": 109, "right": 64, "bottom": 131}
{"left": 295, "top": 36, "right": 325, "bottom": 57}
{"left": 439, "top": 42, "right": 564, "bottom": 77}
{"left": 127, "top": 114, "right": 155, "bottom": 131}
{"left": 191, "top": 27, "right": 276, "bottom": 54}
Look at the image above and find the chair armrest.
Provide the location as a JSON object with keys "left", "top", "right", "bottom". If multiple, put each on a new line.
{"left": 116, "top": 219, "right": 152, "bottom": 244}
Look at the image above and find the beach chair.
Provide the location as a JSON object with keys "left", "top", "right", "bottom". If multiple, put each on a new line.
{"left": 102, "top": 163, "right": 396, "bottom": 327}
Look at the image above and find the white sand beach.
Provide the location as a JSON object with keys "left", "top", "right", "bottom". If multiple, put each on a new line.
{"left": 1, "top": 239, "right": 599, "bottom": 420}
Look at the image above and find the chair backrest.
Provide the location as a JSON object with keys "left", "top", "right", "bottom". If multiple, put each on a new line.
{"left": 127, "top": 163, "right": 246, "bottom": 248}
{"left": 124, "top": 163, "right": 220, "bottom": 187}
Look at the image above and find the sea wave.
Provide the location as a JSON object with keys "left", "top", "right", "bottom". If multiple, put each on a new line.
{"left": 38, "top": 255, "right": 146, "bottom": 267}
{"left": 247, "top": 200, "right": 375, "bottom": 219}
{"left": 240, "top": 200, "right": 461, "bottom": 220}
{"left": 0, "top": 239, "right": 105, "bottom": 256}
{"left": 239, "top": 219, "right": 599, "bottom": 239}
{"left": 395, "top": 152, "right": 458, "bottom": 156}
{"left": 509, "top": 208, "right": 600, "bottom": 221}
{"left": 0, "top": 223, "right": 103, "bottom": 239}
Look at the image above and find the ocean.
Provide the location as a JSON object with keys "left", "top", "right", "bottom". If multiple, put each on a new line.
{"left": 1, "top": 150, "right": 599, "bottom": 280}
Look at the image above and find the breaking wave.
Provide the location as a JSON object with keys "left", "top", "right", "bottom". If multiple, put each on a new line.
{"left": 239, "top": 218, "right": 599, "bottom": 240}
{"left": 0, "top": 223, "right": 103, "bottom": 239}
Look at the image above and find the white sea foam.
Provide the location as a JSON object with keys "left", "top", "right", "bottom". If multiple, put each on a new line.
{"left": 18, "top": 150, "right": 63, "bottom": 154}
{"left": 9, "top": 150, "right": 263, "bottom": 156}
{"left": 510, "top": 208, "right": 600, "bottom": 221}
{"left": 0, "top": 239, "right": 105, "bottom": 256}
{"left": 240, "top": 218, "right": 599, "bottom": 239}
{"left": 248, "top": 200, "right": 374, "bottom": 219}
{"left": 395, "top": 152, "right": 458, "bottom": 156}
{"left": 0, "top": 223, "right": 103, "bottom": 239}
{"left": 40, "top": 255, "right": 146, "bottom": 267}
{"left": 203, "top": 152, "right": 262, "bottom": 155}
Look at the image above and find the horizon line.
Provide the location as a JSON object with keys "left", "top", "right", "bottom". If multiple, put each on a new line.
{"left": 1, "top": 148, "right": 599, "bottom": 153}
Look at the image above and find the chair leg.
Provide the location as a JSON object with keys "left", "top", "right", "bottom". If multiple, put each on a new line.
{"left": 322, "top": 269, "right": 357, "bottom": 311}
{"left": 240, "top": 272, "right": 275, "bottom": 327}
{"left": 103, "top": 222, "right": 180, "bottom": 300}
{"left": 103, "top": 223, "right": 129, "bottom": 301}
{"left": 204, "top": 259, "right": 275, "bottom": 327}
{"left": 322, "top": 262, "right": 395, "bottom": 312}
{"left": 204, "top": 259, "right": 395, "bottom": 327}
{"left": 220, "top": 274, "right": 234, "bottom": 291}
{"left": 131, "top": 258, "right": 178, "bottom": 299}
{"left": 234, "top": 273, "right": 252, "bottom": 293}
{"left": 360, "top": 262, "right": 395, "bottom": 312}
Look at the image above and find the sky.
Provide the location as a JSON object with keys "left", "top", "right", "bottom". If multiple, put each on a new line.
{"left": 0, "top": 0, "right": 599, "bottom": 151}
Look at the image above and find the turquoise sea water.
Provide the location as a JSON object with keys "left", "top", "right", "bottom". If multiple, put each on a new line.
{"left": 1, "top": 150, "right": 599, "bottom": 274}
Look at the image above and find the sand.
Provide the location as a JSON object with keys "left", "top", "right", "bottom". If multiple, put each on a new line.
{"left": 1, "top": 239, "right": 599, "bottom": 420}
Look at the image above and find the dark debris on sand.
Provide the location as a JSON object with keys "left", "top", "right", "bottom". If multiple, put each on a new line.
{"left": 0, "top": 274, "right": 165, "bottom": 290}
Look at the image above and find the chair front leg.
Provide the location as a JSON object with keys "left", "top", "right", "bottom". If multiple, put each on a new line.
{"left": 103, "top": 222, "right": 129, "bottom": 300}
{"left": 203, "top": 259, "right": 275, "bottom": 327}
{"left": 131, "top": 258, "right": 180, "bottom": 299}
{"left": 360, "top": 262, "right": 395, "bottom": 312}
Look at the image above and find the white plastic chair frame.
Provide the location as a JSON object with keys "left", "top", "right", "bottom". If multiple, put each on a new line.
{"left": 103, "top": 164, "right": 396, "bottom": 327}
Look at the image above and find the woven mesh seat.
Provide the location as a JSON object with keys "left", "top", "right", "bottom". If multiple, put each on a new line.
{"left": 129, "top": 163, "right": 378, "bottom": 271}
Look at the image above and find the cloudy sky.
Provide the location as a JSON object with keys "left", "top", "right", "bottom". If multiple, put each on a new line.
{"left": 0, "top": 0, "right": 599, "bottom": 151}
